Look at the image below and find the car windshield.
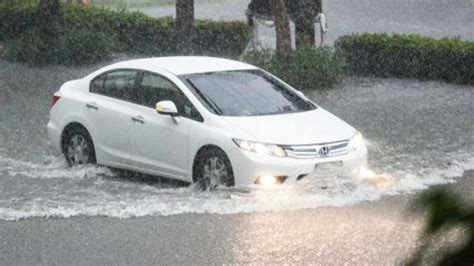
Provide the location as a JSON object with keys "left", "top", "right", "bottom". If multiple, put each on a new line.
{"left": 179, "top": 70, "right": 316, "bottom": 117}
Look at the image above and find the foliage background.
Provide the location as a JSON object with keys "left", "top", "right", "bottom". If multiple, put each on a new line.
{"left": 0, "top": 3, "right": 251, "bottom": 64}
{"left": 243, "top": 47, "right": 346, "bottom": 90}
{"left": 335, "top": 34, "right": 474, "bottom": 85}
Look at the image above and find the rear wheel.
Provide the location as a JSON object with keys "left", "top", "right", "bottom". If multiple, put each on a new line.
{"left": 62, "top": 126, "right": 96, "bottom": 167}
{"left": 194, "top": 147, "right": 234, "bottom": 191}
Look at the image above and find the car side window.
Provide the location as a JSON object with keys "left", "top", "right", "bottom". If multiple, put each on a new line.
{"left": 90, "top": 70, "right": 138, "bottom": 102}
{"left": 138, "top": 72, "right": 203, "bottom": 122}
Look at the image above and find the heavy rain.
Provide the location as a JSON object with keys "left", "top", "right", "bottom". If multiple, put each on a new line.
{"left": 0, "top": 0, "right": 473, "bottom": 264}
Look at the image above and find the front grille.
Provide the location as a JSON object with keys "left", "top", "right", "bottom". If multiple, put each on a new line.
{"left": 283, "top": 140, "right": 350, "bottom": 159}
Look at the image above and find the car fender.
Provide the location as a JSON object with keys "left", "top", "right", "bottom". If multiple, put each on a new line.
{"left": 186, "top": 122, "right": 239, "bottom": 181}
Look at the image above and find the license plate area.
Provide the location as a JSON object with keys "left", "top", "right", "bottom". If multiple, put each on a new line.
{"left": 314, "top": 161, "right": 343, "bottom": 171}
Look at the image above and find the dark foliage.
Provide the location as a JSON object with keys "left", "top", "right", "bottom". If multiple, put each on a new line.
{"left": 243, "top": 46, "right": 345, "bottom": 89}
{"left": 407, "top": 189, "right": 474, "bottom": 265}
{"left": 193, "top": 19, "right": 251, "bottom": 57}
{"left": 0, "top": 4, "right": 37, "bottom": 41}
{"left": 246, "top": 0, "right": 320, "bottom": 21}
{"left": 38, "top": 0, "right": 60, "bottom": 36}
{"left": 335, "top": 33, "right": 474, "bottom": 85}
{"left": 0, "top": 4, "right": 251, "bottom": 64}
{"left": 3, "top": 27, "right": 116, "bottom": 65}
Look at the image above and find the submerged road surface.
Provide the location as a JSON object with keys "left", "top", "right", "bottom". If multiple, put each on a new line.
{"left": 0, "top": 56, "right": 473, "bottom": 264}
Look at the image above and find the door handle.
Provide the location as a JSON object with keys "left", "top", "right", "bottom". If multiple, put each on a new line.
{"left": 86, "top": 102, "right": 99, "bottom": 110}
{"left": 131, "top": 115, "right": 145, "bottom": 124}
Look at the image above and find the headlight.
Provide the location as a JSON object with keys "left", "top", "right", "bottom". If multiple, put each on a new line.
{"left": 232, "top": 139, "right": 287, "bottom": 157}
{"left": 349, "top": 131, "right": 365, "bottom": 149}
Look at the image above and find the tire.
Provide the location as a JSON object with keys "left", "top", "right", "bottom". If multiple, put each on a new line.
{"left": 194, "top": 147, "right": 235, "bottom": 191}
{"left": 62, "top": 125, "right": 96, "bottom": 167}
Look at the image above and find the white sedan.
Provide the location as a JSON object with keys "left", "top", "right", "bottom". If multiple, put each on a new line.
{"left": 48, "top": 56, "right": 367, "bottom": 189}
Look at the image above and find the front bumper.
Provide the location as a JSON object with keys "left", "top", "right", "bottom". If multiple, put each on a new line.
{"left": 227, "top": 144, "right": 367, "bottom": 185}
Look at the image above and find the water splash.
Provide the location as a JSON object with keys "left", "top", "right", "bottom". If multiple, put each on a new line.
{"left": 0, "top": 151, "right": 471, "bottom": 221}
{"left": 0, "top": 155, "right": 113, "bottom": 180}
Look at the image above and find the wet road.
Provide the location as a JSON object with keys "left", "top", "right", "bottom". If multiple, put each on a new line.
{"left": 0, "top": 172, "right": 473, "bottom": 265}
{"left": 0, "top": 56, "right": 473, "bottom": 263}
{"left": 134, "top": 0, "right": 474, "bottom": 45}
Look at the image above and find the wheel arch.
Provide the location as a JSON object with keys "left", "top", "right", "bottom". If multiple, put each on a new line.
{"left": 192, "top": 144, "right": 231, "bottom": 183}
{"left": 60, "top": 122, "right": 94, "bottom": 154}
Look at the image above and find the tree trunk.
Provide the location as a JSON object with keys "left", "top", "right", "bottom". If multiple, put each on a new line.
{"left": 295, "top": 0, "right": 321, "bottom": 48}
{"left": 38, "top": 0, "right": 60, "bottom": 37}
{"left": 176, "top": 0, "right": 195, "bottom": 54}
{"left": 270, "top": 0, "right": 291, "bottom": 58}
{"left": 77, "top": 0, "right": 90, "bottom": 6}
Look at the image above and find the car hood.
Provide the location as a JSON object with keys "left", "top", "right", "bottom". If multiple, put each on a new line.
{"left": 221, "top": 108, "right": 355, "bottom": 145}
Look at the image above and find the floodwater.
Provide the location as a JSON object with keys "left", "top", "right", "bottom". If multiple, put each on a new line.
{"left": 0, "top": 59, "right": 472, "bottom": 221}
{"left": 0, "top": 1, "right": 473, "bottom": 263}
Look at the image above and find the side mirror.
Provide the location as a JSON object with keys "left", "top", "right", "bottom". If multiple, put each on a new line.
{"left": 156, "top": 100, "right": 178, "bottom": 116}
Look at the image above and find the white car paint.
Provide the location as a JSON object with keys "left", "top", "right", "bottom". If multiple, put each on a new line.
{"left": 221, "top": 108, "right": 354, "bottom": 145}
{"left": 48, "top": 56, "right": 367, "bottom": 185}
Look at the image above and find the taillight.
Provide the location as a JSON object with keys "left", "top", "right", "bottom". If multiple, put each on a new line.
{"left": 52, "top": 94, "right": 60, "bottom": 107}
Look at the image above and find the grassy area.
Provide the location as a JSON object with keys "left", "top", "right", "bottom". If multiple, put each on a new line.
{"left": 91, "top": 0, "right": 226, "bottom": 9}
{"left": 90, "top": 0, "right": 176, "bottom": 9}
{"left": 7, "top": 0, "right": 223, "bottom": 9}
{"left": 4, "top": 0, "right": 175, "bottom": 8}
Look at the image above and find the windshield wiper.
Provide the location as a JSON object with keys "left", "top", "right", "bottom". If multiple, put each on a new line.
{"left": 186, "top": 79, "right": 223, "bottom": 115}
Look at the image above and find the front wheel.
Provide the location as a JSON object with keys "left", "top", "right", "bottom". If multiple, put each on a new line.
{"left": 194, "top": 147, "right": 235, "bottom": 191}
{"left": 62, "top": 126, "right": 96, "bottom": 167}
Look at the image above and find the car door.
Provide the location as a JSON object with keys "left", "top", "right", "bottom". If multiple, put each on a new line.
{"left": 130, "top": 71, "right": 203, "bottom": 180}
{"left": 88, "top": 69, "right": 139, "bottom": 167}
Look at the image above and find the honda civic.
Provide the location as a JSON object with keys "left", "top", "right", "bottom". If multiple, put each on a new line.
{"left": 48, "top": 57, "right": 367, "bottom": 189}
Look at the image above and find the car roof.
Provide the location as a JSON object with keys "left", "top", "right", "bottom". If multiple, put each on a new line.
{"left": 106, "top": 56, "right": 258, "bottom": 76}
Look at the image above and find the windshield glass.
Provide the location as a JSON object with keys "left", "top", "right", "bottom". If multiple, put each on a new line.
{"left": 179, "top": 70, "right": 316, "bottom": 117}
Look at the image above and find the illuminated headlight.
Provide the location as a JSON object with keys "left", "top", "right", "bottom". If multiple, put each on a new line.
{"left": 256, "top": 175, "right": 278, "bottom": 186}
{"left": 232, "top": 139, "right": 287, "bottom": 157}
{"left": 348, "top": 131, "right": 365, "bottom": 149}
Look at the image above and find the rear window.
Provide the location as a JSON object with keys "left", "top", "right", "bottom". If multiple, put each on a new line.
{"left": 90, "top": 70, "right": 138, "bottom": 102}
